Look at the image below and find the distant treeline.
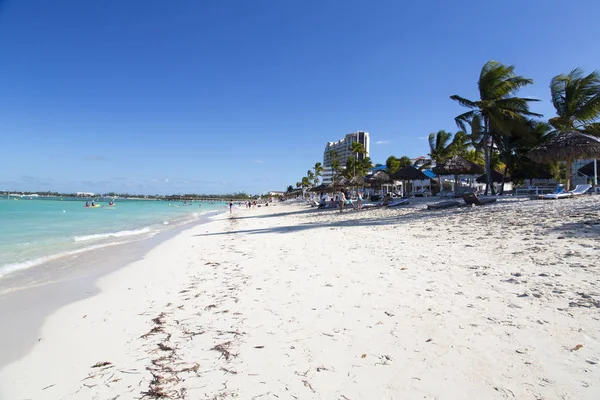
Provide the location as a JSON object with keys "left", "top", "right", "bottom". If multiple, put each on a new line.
{"left": 1, "top": 191, "right": 264, "bottom": 200}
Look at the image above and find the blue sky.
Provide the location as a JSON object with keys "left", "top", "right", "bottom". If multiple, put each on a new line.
{"left": 1, "top": 0, "right": 599, "bottom": 194}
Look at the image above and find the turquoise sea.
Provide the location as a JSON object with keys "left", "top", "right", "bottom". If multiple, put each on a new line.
{"left": 0, "top": 196, "right": 227, "bottom": 279}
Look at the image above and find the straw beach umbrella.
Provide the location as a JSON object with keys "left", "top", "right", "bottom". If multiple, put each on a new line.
{"left": 334, "top": 177, "right": 350, "bottom": 188}
{"left": 391, "top": 166, "right": 429, "bottom": 196}
{"left": 433, "top": 155, "right": 484, "bottom": 193}
{"left": 528, "top": 131, "right": 600, "bottom": 190}
{"left": 309, "top": 182, "right": 334, "bottom": 193}
{"left": 349, "top": 175, "right": 365, "bottom": 187}
{"left": 365, "top": 170, "right": 391, "bottom": 195}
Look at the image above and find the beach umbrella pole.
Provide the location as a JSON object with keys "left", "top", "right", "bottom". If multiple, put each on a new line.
{"left": 566, "top": 156, "right": 572, "bottom": 191}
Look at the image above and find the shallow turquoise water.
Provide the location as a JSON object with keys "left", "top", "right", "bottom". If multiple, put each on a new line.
{"left": 0, "top": 197, "right": 227, "bottom": 278}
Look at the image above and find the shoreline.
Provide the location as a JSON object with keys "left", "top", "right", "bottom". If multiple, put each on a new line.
{"left": 1, "top": 199, "right": 599, "bottom": 399}
{"left": 0, "top": 210, "right": 222, "bottom": 370}
{"left": 0, "top": 199, "right": 226, "bottom": 283}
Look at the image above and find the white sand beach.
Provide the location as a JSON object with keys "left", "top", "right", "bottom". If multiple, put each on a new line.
{"left": 1, "top": 197, "right": 599, "bottom": 399}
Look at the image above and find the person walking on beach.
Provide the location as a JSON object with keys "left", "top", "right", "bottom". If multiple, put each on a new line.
{"left": 339, "top": 190, "right": 346, "bottom": 212}
{"left": 229, "top": 200, "right": 233, "bottom": 213}
{"left": 357, "top": 191, "right": 363, "bottom": 210}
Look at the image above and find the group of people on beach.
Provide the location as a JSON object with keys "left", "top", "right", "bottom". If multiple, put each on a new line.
{"left": 229, "top": 200, "right": 261, "bottom": 213}
{"left": 317, "top": 189, "right": 364, "bottom": 211}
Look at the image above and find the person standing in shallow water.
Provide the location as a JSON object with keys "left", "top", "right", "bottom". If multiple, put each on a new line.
{"left": 229, "top": 200, "right": 233, "bottom": 213}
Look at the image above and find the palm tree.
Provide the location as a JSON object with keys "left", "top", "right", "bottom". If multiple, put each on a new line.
{"left": 428, "top": 130, "right": 453, "bottom": 164}
{"left": 313, "top": 162, "right": 323, "bottom": 185}
{"left": 463, "top": 149, "right": 484, "bottom": 165}
{"left": 301, "top": 176, "right": 311, "bottom": 195}
{"left": 361, "top": 156, "right": 374, "bottom": 173}
{"left": 549, "top": 68, "right": 600, "bottom": 134}
{"left": 348, "top": 142, "right": 367, "bottom": 178}
{"left": 451, "top": 60, "right": 541, "bottom": 194}
{"left": 448, "top": 131, "right": 471, "bottom": 157}
{"left": 307, "top": 170, "right": 315, "bottom": 188}
{"left": 329, "top": 150, "right": 342, "bottom": 183}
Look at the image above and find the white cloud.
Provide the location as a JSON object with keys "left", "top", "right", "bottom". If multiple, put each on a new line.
{"left": 253, "top": 160, "right": 264, "bottom": 164}
{"left": 375, "top": 140, "right": 390, "bottom": 145}
{"left": 417, "top": 136, "right": 428, "bottom": 140}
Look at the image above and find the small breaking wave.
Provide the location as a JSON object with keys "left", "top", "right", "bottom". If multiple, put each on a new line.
{"left": 73, "top": 227, "right": 152, "bottom": 242}
{"left": 0, "top": 241, "right": 128, "bottom": 279}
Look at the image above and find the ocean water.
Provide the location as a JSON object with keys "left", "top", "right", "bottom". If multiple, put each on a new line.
{"left": 0, "top": 197, "right": 227, "bottom": 279}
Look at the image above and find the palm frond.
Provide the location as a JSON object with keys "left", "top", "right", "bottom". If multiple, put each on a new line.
{"left": 454, "top": 110, "right": 476, "bottom": 132}
{"left": 450, "top": 95, "right": 478, "bottom": 109}
{"left": 582, "top": 122, "right": 600, "bottom": 137}
{"left": 428, "top": 132, "right": 436, "bottom": 153}
{"left": 550, "top": 68, "right": 600, "bottom": 131}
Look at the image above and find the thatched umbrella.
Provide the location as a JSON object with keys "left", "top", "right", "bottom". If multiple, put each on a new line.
{"left": 391, "top": 166, "right": 429, "bottom": 196}
{"left": 476, "top": 170, "right": 511, "bottom": 183}
{"left": 365, "top": 170, "right": 391, "bottom": 194}
{"left": 309, "top": 182, "right": 334, "bottom": 193}
{"left": 433, "top": 155, "right": 484, "bottom": 193}
{"left": 349, "top": 175, "right": 365, "bottom": 187}
{"left": 333, "top": 177, "right": 350, "bottom": 188}
{"left": 391, "top": 166, "right": 429, "bottom": 180}
{"left": 528, "top": 131, "right": 600, "bottom": 190}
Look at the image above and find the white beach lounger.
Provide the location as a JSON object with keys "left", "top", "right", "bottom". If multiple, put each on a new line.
{"left": 541, "top": 184, "right": 591, "bottom": 199}
{"left": 411, "top": 188, "right": 431, "bottom": 197}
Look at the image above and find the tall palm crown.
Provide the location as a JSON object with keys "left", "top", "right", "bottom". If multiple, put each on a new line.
{"left": 428, "top": 130, "right": 453, "bottom": 164}
{"left": 549, "top": 68, "right": 600, "bottom": 134}
{"left": 349, "top": 142, "right": 366, "bottom": 158}
{"left": 306, "top": 170, "right": 315, "bottom": 187}
{"left": 312, "top": 162, "right": 323, "bottom": 186}
{"left": 450, "top": 60, "right": 541, "bottom": 193}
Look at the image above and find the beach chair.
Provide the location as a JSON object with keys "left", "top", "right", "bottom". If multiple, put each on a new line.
{"left": 462, "top": 192, "right": 497, "bottom": 206}
{"left": 535, "top": 185, "right": 564, "bottom": 199}
{"left": 541, "top": 184, "right": 591, "bottom": 199}
{"left": 411, "top": 188, "right": 432, "bottom": 197}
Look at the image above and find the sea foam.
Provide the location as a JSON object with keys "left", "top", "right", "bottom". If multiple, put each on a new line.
{"left": 0, "top": 241, "right": 128, "bottom": 278}
{"left": 73, "top": 227, "right": 152, "bottom": 242}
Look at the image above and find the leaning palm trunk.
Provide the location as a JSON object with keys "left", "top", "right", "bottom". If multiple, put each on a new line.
{"left": 499, "top": 164, "right": 508, "bottom": 195}
{"left": 488, "top": 137, "right": 496, "bottom": 195}
{"left": 482, "top": 117, "right": 493, "bottom": 195}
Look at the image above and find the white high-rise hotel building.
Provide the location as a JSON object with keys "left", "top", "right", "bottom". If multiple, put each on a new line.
{"left": 322, "top": 131, "right": 370, "bottom": 184}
